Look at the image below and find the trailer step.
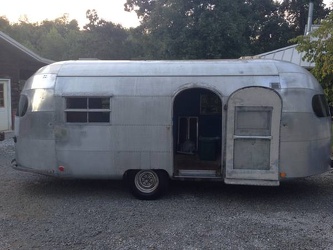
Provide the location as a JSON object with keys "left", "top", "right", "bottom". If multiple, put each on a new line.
{"left": 224, "top": 178, "right": 280, "bottom": 186}
{"left": 174, "top": 169, "right": 220, "bottom": 179}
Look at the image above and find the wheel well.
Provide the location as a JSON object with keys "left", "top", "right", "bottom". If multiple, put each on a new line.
{"left": 123, "top": 169, "right": 170, "bottom": 181}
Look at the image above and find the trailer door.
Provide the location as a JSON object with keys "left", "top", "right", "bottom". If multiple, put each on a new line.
{"left": 225, "top": 87, "right": 281, "bottom": 186}
{"left": 0, "top": 79, "right": 11, "bottom": 132}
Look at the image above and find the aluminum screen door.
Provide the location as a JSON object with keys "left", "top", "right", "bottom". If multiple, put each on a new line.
{"left": 225, "top": 87, "right": 281, "bottom": 185}
{"left": 0, "top": 79, "right": 11, "bottom": 132}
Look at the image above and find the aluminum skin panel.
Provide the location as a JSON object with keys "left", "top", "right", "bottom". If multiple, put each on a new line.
{"left": 15, "top": 138, "right": 56, "bottom": 174}
{"left": 279, "top": 139, "right": 331, "bottom": 178}
{"left": 55, "top": 60, "right": 280, "bottom": 77}
{"left": 114, "top": 151, "right": 172, "bottom": 173}
{"left": 23, "top": 74, "right": 56, "bottom": 91}
{"left": 111, "top": 125, "right": 172, "bottom": 152}
{"left": 55, "top": 150, "right": 115, "bottom": 178}
{"left": 30, "top": 89, "right": 55, "bottom": 112}
{"left": 112, "top": 96, "right": 171, "bottom": 126}
{"left": 279, "top": 88, "right": 319, "bottom": 113}
{"left": 55, "top": 75, "right": 282, "bottom": 99}
{"left": 55, "top": 126, "right": 111, "bottom": 150}
{"left": 17, "top": 88, "right": 55, "bottom": 140}
{"left": 18, "top": 112, "right": 55, "bottom": 140}
{"left": 55, "top": 126, "right": 114, "bottom": 177}
{"left": 280, "top": 113, "right": 331, "bottom": 142}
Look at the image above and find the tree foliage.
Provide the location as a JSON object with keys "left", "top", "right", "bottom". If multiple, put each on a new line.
{"left": 279, "top": 0, "right": 329, "bottom": 36}
{"left": 125, "top": 0, "right": 329, "bottom": 59}
{"left": 0, "top": 1, "right": 330, "bottom": 61}
{"left": 0, "top": 11, "right": 134, "bottom": 61}
{"left": 292, "top": 11, "right": 333, "bottom": 102}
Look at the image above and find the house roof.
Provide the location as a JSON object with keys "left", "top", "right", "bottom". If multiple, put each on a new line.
{"left": 253, "top": 44, "right": 314, "bottom": 69}
{"left": 0, "top": 31, "right": 54, "bottom": 65}
{"left": 245, "top": 25, "right": 321, "bottom": 70}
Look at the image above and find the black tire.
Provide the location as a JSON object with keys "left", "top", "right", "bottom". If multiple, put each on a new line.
{"left": 127, "top": 169, "right": 169, "bottom": 200}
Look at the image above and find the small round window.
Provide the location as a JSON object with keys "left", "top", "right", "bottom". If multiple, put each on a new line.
{"left": 312, "top": 94, "right": 330, "bottom": 117}
{"left": 17, "top": 95, "right": 28, "bottom": 117}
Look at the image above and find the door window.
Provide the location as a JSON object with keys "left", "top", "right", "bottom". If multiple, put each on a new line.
{"left": 235, "top": 106, "right": 272, "bottom": 136}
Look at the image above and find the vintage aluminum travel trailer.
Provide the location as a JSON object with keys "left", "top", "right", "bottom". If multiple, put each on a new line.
{"left": 12, "top": 59, "right": 332, "bottom": 199}
{"left": 0, "top": 79, "right": 12, "bottom": 141}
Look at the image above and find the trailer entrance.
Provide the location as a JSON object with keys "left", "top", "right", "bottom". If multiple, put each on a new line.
{"left": 225, "top": 87, "right": 281, "bottom": 186}
{"left": 173, "top": 88, "right": 222, "bottom": 177}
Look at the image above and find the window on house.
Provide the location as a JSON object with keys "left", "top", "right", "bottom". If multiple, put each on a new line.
{"left": 0, "top": 84, "right": 4, "bottom": 107}
{"left": 65, "top": 97, "right": 111, "bottom": 123}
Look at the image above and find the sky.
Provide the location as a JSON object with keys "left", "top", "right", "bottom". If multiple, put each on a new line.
{"left": 1, "top": 0, "right": 140, "bottom": 28}
{"left": 1, "top": 0, "right": 332, "bottom": 29}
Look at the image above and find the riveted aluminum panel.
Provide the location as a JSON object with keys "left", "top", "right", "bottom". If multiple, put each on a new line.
{"left": 55, "top": 75, "right": 282, "bottom": 98}
{"left": 18, "top": 111, "right": 55, "bottom": 140}
{"left": 56, "top": 150, "right": 115, "bottom": 178}
{"left": 56, "top": 60, "right": 280, "bottom": 77}
{"left": 30, "top": 89, "right": 55, "bottom": 112}
{"left": 114, "top": 151, "right": 172, "bottom": 173}
{"left": 112, "top": 96, "right": 171, "bottom": 126}
{"left": 111, "top": 125, "right": 172, "bottom": 152}
{"left": 278, "top": 88, "right": 317, "bottom": 113}
{"left": 280, "top": 113, "right": 331, "bottom": 142}
{"left": 55, "top": 125, "right": 111, "bottom": 151}
{"left": 15, "top": 138, "right": 56, "bottom": 173}
{"left": 279, "top": 72, "right": 322, "bottom": 91}
{"left": 279, "top": 139, "right": 331, "bottom": 178}
{"left": 23, "top": 74, "right": 56, "bottom": 90}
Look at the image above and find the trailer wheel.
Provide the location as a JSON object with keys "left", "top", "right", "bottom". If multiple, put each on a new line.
{"left": 128, "top": 170, "right": 169, "bottom": 200}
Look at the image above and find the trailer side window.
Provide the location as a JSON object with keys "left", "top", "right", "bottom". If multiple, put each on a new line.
{"left": 312, "top": 94, "right": 330, "bottom": 118}
{"left": 65, "top": 97, "right": 110, "bottom": 123}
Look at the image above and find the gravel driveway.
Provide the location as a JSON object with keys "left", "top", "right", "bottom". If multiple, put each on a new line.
{"left": 1, "top": 136, "right": 333, "bottom": 250}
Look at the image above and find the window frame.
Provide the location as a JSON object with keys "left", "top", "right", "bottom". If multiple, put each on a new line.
{"left": 64, "top": 96, "right": 111, "bottom": 124}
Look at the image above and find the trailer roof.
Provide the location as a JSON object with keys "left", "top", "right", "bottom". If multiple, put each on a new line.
{"left": 36, "top": 59, "right": 309, "bottom": 77}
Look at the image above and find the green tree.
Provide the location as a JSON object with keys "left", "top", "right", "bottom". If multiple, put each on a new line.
{"left": 0, "top": 16, "right": 11, "bottom": 33}
{"left": 39, "top": 27, "right": 67, "bottom": 60}
{"left": 125, "top": 0, "right": 328, "bottom": 59}
{"left": 8, "top": 21, "right": 41, "bottom": 53}
{"left": 279, "top": 0, "right": 329, "bottom": 36}
{"left": 81, "top": 9, "right": 133, "bottom": 59}
{"left": 125, "top": 0, "right": 253, "bottom": 59}
{"left": 4, "top": 15, "right": 82, "bottom": 60}
{"left": 292, "top": 11, "right": 333, "bottom": 102}
{"left": 245, "top": 0, "right": 294, "bottom": 54}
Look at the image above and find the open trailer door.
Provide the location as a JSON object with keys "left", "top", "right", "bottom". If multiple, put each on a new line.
{"left": 225, "top": 87, "right": 281, "bottom": 186}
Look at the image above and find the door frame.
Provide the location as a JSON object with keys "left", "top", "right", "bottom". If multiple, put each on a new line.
{"left": 172, "top": 86, "right": 224, "bottom": 177}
